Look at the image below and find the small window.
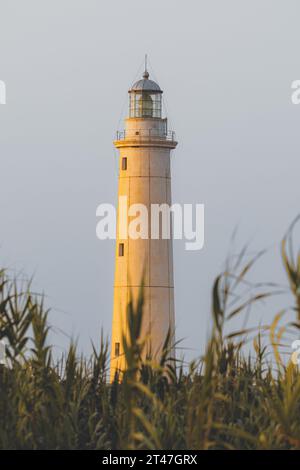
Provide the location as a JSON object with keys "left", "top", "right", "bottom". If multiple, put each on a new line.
{"left": 118, "top": 243, "right": 124, "bottom": 257}
{"left": 122, "top": 157, "right": 127, "bottom": 171}
{"left": 115, "top": 342, "right": 120, "bottom": 357}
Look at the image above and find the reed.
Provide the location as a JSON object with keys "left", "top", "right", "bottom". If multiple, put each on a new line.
{"left": 0, "top": 218, "right": 300, "bottom": 449}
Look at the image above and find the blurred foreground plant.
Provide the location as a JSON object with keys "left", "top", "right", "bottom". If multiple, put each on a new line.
{"left": 0, "top": 218, "right": 300, "bottom": 449}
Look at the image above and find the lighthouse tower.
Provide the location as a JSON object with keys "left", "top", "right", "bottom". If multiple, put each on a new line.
{"left": 110, "top": 65, "right": 177, "bottom": 380}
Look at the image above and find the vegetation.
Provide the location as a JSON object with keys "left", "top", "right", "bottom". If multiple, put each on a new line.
{"left": 0, "top": 218, "right": 300, "bottom": 450}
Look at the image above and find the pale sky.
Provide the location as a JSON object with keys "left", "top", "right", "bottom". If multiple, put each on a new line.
{"left": 0, "top": 1, "right": 299, "bottom": 360}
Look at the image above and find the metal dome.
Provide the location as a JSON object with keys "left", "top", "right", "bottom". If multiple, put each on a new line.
{"left": 129, "top": 71, "right": 162, "bottom": 93}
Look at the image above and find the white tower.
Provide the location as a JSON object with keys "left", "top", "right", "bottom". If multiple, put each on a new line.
{"left": 110, "top": 66, "right": 177, "bottom": 380}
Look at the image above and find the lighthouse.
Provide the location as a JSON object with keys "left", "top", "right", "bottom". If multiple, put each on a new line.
{"left": 110, "top": 65, "right": 177, "bottom": 380}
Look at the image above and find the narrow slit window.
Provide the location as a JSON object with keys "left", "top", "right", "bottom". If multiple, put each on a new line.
{"left": 115, "top": 342, "right": 120, "bottom": 357}
{"left": 119, "top": 243, "right": 124, "bottom": 257}
{"left": 122, "top": 157, "right": 127, "bottom": 171}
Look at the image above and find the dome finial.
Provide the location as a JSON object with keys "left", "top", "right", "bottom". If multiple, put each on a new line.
{"left": 143, "top": 53, "right": 149, "bottom": 79}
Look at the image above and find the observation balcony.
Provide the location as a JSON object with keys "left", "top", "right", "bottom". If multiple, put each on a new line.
{"left": 114, "top": 128, "right": 177, "bottom": 149}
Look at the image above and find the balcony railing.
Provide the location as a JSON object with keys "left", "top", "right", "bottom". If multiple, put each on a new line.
{"left": 116, "top": 129, "right": 176, "bottom": 142}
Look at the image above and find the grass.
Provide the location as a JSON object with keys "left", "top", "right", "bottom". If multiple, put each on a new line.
{"left": 0, "top": 218, "right": 300, "bottom": 449}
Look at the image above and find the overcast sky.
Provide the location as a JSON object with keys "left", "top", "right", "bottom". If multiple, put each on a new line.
{"left": 0, "top": 1, "right": 299, "bottom": 360}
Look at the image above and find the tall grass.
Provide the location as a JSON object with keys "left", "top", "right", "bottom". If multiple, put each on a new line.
{"left": 0, "top": 219, "right": 300, "bottom": 449}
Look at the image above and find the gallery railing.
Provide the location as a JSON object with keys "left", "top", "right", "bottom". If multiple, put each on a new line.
{"left": 115, "top": 129, "right": 176, "bottom": 142}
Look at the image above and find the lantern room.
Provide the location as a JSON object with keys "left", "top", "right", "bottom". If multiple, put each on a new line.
{"left": 129, "top": 70, "right": 162, "bottom": 119}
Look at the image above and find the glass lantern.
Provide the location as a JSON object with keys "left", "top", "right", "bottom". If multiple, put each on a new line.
{"left": 129, "top": 91, "right": 162, "bottom": 118}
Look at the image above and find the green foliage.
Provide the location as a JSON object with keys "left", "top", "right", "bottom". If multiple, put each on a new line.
{"left": 1, "top": 219, "right": 300, "bottom": 449}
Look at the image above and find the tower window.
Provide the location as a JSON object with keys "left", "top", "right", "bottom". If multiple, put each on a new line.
{"left": 115, "top": 342, "right": 120, "bottom": 357}
{"left": 122, "top": 157, "right": 127, "bottom": 171}
{"left": 118, "top": 243, "right": 124, "bottom": 257}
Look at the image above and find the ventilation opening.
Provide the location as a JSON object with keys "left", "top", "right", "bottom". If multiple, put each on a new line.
{"left": 122, "top": 157, "right": 127, "bottom": 171}
{"left": 115, "top": 342, "right": 120, "bottom": 357}
{"left": 118, "top": 243, "right": 124, "bottom": 257}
